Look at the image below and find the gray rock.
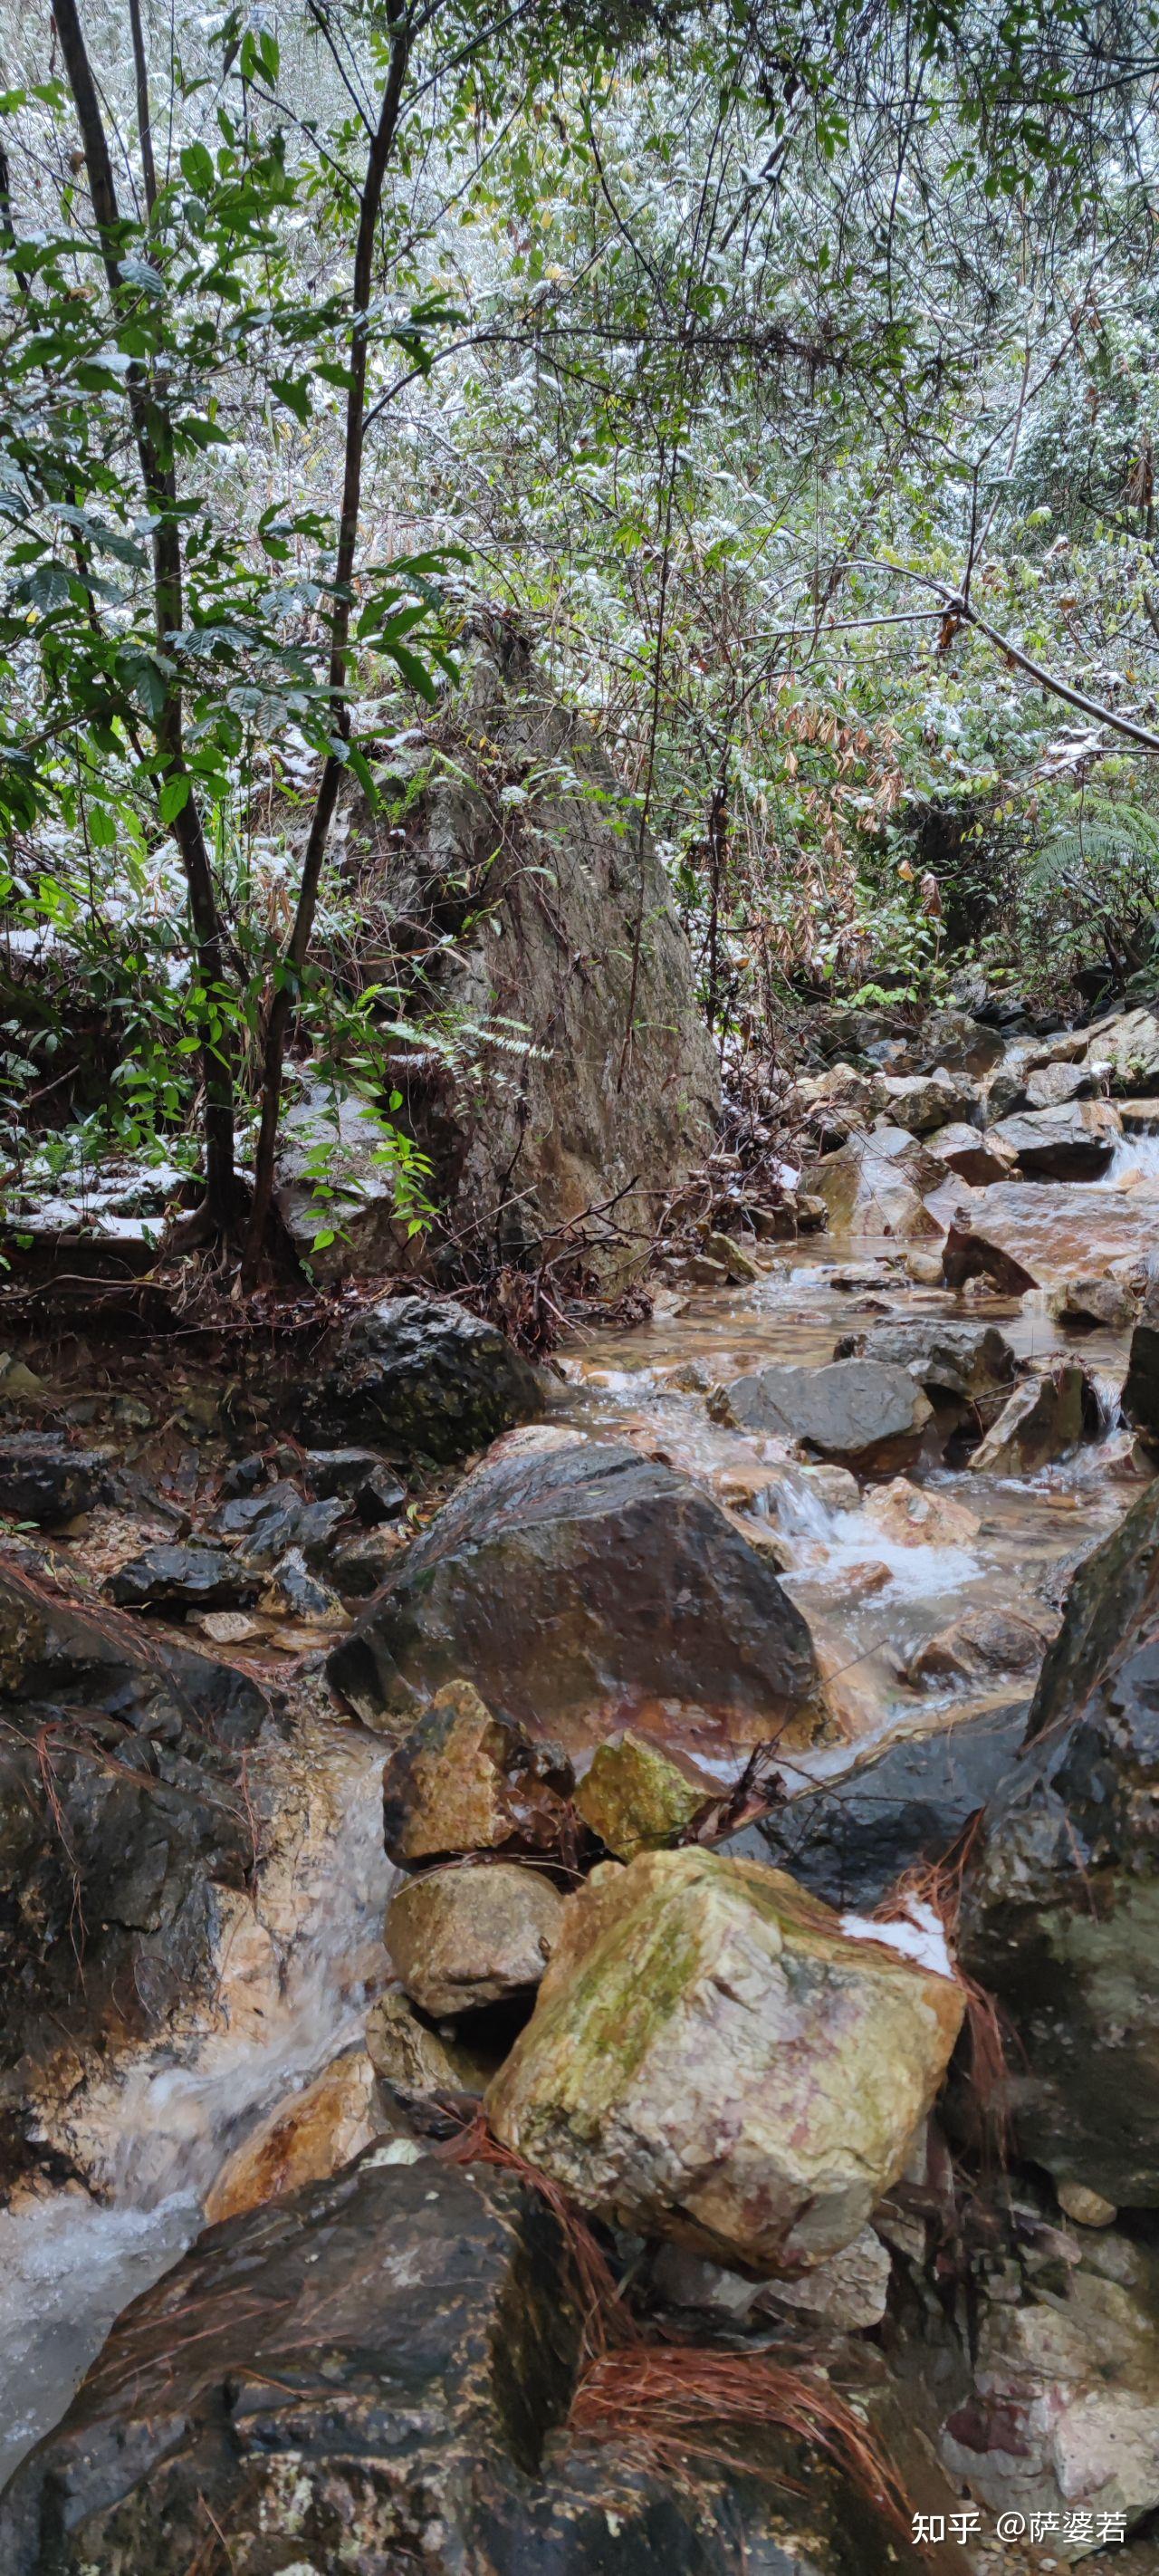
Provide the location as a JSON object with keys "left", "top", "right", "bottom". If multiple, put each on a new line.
{"left": 215, "top": 1483, "right": 347, "bottom": 1566}
{"left": 304, "top": 1447, "right": 407, "bottom": 1520}
{"left": 969, "top": 1363, "right": 1095, "bottom": 1474}
{"left": 924, "top": 1120, "right": 1018, "bottom": 1185}
{"left": 265, "top": 1548, "right": 344, "bottom": 1623}
{"left": 752, "top": 1703, "right": 1029, "bottom": 1910}
{"left": 832, "top": 1320, "right": 1017, "bottom": 1403}
{"left": 1025, "top": 1059, "right": 1100, "bottom": 1109}
{"left": 105, "top": 1543, "right": 259, "bottom": 1612}
{"left": 711, "top": 1357, "right": 933, "bottom": 1475}
{"left": 959, "top": 1478, "right": 1159, "bottom": 2205}
{"left": 297, "top": 1293, "right": 543, "bottom": 1464}
{"left": 991, "top": 1100, "right": 1121, "bottom": 1179}
{"left": 1082, "top": 1004, "right": 1159, "bottom": 1091}
{"left": 875, "top": 1068, "right": 982, "bottom": 1133}
{"left": 0, "top": 1434, "right": 112, "bottom": 1527}
{"left": 1049, "top": 1275, "right": 1138, "bottom": 1335}
{"left": 328, "top": 1433, "right": 818, "bottom": 1761}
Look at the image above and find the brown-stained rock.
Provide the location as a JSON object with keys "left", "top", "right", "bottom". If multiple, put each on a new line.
{"left": 204, "top": 2046, "right": 382, "bottom": 2224}
{"left": 382, "top": 1679, "right": 575, "bottom": 1867}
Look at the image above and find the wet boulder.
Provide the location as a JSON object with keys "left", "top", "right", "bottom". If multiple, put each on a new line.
{"left": 0, "top": 1561, "right": 268, "bottom": 2136}
{"left": 958, "top": 1478, "right": 1159, "bottom": 2206}
{"left": 382, "top": 1678, "right": 576, "bottom": 1866}
{"left": 991, "top": 1100, "right": 1121, "bottom": 1180}
{"left": 0, "top": 2149, "right": 918, "bottom": 2576}
{"left": 809, "top": 1129, "right": 943, "bottom": 1242}
{"left": 1123, "top": 1279, "right": 1159, "bottom": 1444}
{"left": 488, "top": 1847, "right": 964, "bottom": 2274}
{"left": 328, "top": 1434, "right": 819, "bottom": 1765}
{"left": 204, "top": 2044, "right": 383, "bottom": 2224}
{"left": 939, "top": 2220, "right": 1159, "bottom": 2552}
{"left": 925, "top": 1121, "right": 1018, "bottom": 1186}
{"left": 943, "top": 1180, "right": 1156, "bottom": 1295}
{"left": 833, "top": 1320, "right": 1016, "bottom": 1405}
{"left": 861, "top": 1476, "right": 982, "bottom": 1548}
{"left": 905, "top": 1603, "right": 1055, "bottom": 1688}
{"left": 303, "top": 1445, "right": 407, "bottom": 1519}
{"left": 712, "top": 1357, "right": 932, "bottom": 1475}
{"left": 752, "top": 1704, "right": 1028, "bottom": 1911}
{"left": 0, "top": 1433, "right": 112, "bottom": 1527}
{"left": 386, "top": 1860, "right": 566, "bottom": 2017}
{"left": 213, "top": 1481, "right": 347, "bottom": 1565}
{"left": 969, "top": 1362, "right": 1095, "bottom": 1475}
{"left": 295, "top": 1292, "right": 543, "bottom": 1463}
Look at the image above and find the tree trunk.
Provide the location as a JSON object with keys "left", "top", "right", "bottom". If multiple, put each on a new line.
{"left": 53, "top": 0, "right": 240, "bottom": 1237}
{"left": 241, "top": 1, "right": 411, "bottom": 1284}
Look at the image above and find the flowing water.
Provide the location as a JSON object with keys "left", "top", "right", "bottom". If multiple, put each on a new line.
{"left": 2, "top": 1116, "right": 1157, "bottom": 2487}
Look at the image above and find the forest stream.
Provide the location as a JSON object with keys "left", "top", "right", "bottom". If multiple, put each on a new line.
{"left": 2, "top": 1080, "right": 1157, "bottom": 2554}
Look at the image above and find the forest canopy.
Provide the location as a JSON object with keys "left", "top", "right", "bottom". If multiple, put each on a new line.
{"left": 3, "top": 0, "right": 1159, "bottom": 1266}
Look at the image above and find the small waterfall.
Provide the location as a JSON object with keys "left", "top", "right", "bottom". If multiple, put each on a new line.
{"left": 0, "top": 1732, "right": 393, "bottom": 2485}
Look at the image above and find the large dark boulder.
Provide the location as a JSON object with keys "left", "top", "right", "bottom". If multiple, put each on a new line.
{"left": 752, "top": 1702, "right": 1030, "bottom": 1910}
{"left": 0, "top": 1559, "right": 269, "bottom": 2152}
{"left": 711, "top": 1358, "right": 932, "bottom": 1476}
{"left": 0, "top": 2151, "right": 919, "bottom": 2576}
{"left": 328, "top": 1433, "right": 818, "bottom": 1764}
{"left": 296, "top": 1293, "right": 543, "bottom": 1463}
{"left": 959, "top": 1479, "right": 1159, "bottom": 2206}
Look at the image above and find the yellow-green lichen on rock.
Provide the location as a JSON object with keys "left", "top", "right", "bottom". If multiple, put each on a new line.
{"left": 573, "top": 1731, "right": 711, "bottom": 1858}
{"left": 487, "top": 1846, "right": 964, "bottom": 2276}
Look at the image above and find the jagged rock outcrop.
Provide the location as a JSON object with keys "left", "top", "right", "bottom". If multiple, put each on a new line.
{"left": 339, "top": 625, "right": 721, "bottom": 1278}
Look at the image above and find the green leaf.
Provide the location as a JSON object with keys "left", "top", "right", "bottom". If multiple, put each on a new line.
{"left": 158, "top": 774, "right": 191, "bottom": 824}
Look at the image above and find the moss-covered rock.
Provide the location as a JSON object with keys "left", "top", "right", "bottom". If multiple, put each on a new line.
{"left": 574, "top": 1730, "right": 711, "bottom": 1858}
{"left": 488, "top": 1846, "right": 964, "bottom": 2274}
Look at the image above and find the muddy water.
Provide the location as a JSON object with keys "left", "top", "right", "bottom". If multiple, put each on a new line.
{"left": 1, "top": 1130, "right": 1155, "bottom": 2488}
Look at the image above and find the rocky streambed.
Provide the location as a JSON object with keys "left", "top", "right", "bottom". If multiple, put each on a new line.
{"left": 2, "top": 1005, "right": 1159, "bottom": 2571}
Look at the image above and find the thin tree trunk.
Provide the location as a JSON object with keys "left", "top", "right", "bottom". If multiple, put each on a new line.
{"left": 242, "top": 0, "right": 411, "bottom": 1283}
{"left": 53, "top": 0, "right": 240, "bottom": 1233}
